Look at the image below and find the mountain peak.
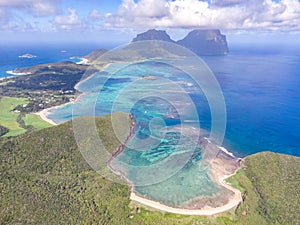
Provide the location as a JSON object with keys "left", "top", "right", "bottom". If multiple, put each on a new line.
{"left": 132, "top": 29, "right": 175, "bottom": 42}
{"left": 177, "top": 29, "right": 229, "bottom": 55}
{"left": 132, "top": 29, "right": 229, "bottom": 56}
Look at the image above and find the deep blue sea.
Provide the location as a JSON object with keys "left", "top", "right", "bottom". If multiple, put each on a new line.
{"left": 204, "top": 44, "right": 300, "bottom": 157}
{"left": 2, "top": 42, "right": 299, "bottom": 156}
{"left": 1, "top": 42, "right": 300, "bottom": 206}
{"left": 0, "top": 43, "right": 114, "bottom": 79}
{"left": 42, "top": 43, "right": 300, "bottom": 158}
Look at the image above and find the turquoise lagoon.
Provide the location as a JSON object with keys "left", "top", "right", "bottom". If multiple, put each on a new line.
{"left": 48, "top": 60, "right": 222, "bottom": 206}
{"left": 47, "top": 46, "right": 300, "bottom": 206}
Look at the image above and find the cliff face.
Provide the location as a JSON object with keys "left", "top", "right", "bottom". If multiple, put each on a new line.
{"left": 132, "top": 29, "right": 229, "bottom": 56}
{"left": 177, "top": 29, "right": 229, "bottom": 55}
{"left": 132, "top": 29, "right": 175, "bottom": 43}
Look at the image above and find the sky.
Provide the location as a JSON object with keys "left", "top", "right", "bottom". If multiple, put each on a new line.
{"left": 0, "top": 0, "right": 300, "bottom": 44}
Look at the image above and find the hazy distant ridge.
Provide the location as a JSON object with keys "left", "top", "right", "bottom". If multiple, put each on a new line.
{"left": 132, "top": 29, "right": 229, "bottom": 55}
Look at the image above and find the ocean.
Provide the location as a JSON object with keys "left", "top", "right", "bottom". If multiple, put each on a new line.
{"left": 204, "top": 44, "right": 300, "bottom": 157}
{"left": 0, "top": 43, "right": 113, "bottom": 79}
{"left": 40, "top": 42, "right": 300, "bottom": 158}
{"left": 1, "top": 42, "right": 300, "bottom": 206}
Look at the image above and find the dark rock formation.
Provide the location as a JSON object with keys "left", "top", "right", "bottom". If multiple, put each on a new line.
{"left": 177, "top": 29, "right": 229, "bottom": 55}
{"left": 132, "top": 29, "right": 175, "bottom": 43}
{"left": 132, "top": 29, "right": 229, "bottom": 55}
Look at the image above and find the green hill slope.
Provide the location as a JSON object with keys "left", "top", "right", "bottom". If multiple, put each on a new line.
{"left": 1, "top": 114, "right": 299, "bottom": 224}
{"left": 231, "top": 152, "right": 300, "bottom": 225}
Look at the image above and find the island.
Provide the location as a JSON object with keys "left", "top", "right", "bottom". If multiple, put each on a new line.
{"left": 177, "top": 29, "right": 229, "bottom": 55}
{"left": 131, "top": 29, "right": 229, "bottom": 55}
{"left": 0, "top": 44, "right": 299, "bottom": 225}
{"left": 18, "top": 53, "right": 37, "bottom": 58}
{"left": 132, "top": 29, "right": 175, "bottom": 43}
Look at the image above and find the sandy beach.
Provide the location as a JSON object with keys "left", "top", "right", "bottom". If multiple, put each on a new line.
{"left": 130, "top": 162, "right": 242, "bottom": 215}
{"left": 34, "top": 104, "right": 66, "bottom": 125}
{"left": 107, "top": 130, "right": 243, "bottom": 216}
{"left": 124, "top": 138, "right": 243, "bottom": 216}
{"left": 130, "top": 175, "right": 242, "bottom": 216}
{"left": 76, "top": 57, "right": 89, "bottom": 65}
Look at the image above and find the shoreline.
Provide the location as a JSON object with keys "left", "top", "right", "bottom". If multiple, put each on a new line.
{"left": 73, "top": 62, "right": 112, "bottom": 91}
{"left": 6, "top": 70, "right": 32, "bottom": 76}
{"left": 76, "top": 57, "right": 89, "bottom": 65}
{"left": 106, "top": 114, "right": 136, "bottom": 194}
{"left": 107, "top": 117, "right": 243, "bottom": 216}
{"left": 33, "top": 103, "right": 72, "bottom": 126}
{"left": 31, "top": 56, "right": 243, "bottom": 216}
{"left": 129, "top": 157, "right": 242, "bottom": 216}
{"left": 35, "top": 61, "right": 113, "bottom": 126}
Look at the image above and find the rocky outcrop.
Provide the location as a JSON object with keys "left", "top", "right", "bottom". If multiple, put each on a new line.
{"left": 132, "top": 29, "right": 229, "bottom": 55}
{"left": 132, "top": 29, "right": 175, "bottom": 43}
{"left": 177, "top": 29, "right": 229, "bottom": 55}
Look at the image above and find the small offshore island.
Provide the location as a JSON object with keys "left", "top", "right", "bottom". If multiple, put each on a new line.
{"left": 18, "top": 53, "right": 37, "bottom": 59}
{"left": 0, "top": 30, "right": 300, "bottom": 225}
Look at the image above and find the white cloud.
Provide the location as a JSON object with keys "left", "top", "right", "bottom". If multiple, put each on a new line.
{"left": 52, "top": 8, "right": 86, "bottom": 31}
{"left": 0, "top": 7, "right": 40, "bottom": 32}
{"left": 0, "top": 0, "right": 60, "bottom": 32}
{"left": 90, "top": 9, "right": 102, "bottom": 20}
{"left": 211, "top": 0, "right": 248, "bottom": 7}
{"left": 106, "top": 0, "right": 300, "bottom": 31}
{"left": 0, "top": 0, "right": 60, "bottom": 16}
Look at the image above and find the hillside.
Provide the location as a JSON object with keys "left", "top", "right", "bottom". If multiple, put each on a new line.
{"left": 1, "top": 114, "right": 299, "bottom": 224}
{"left": 231, "top": 152, "right": 300, "bottom": 225}
{"left": 84, "top": 48, "right": 108, "bottom": 62}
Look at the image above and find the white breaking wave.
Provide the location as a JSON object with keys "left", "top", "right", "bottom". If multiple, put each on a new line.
{"left": 203, "top": 137, "right": 236, "bottom": 158}
{"left": 76, "top": 58, "right": 89, "bottom": 65}
{"left": 6, "top": 70, "right": 31, "bottom": 76}
{"left": 217, "top": 146, "right": 235, "bottom": 158}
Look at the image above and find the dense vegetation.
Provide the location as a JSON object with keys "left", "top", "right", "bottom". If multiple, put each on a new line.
{"left": 0, "top": 61, "right": 96, "bottom": 113}
{"left": 1, "top": 114, "right": 299, "bottom": 224}
{"left": 232, "top": 152, "right": 300, "bottom": 225}
{"left": 0, "top": 125, "right": 9, "bottom": 136}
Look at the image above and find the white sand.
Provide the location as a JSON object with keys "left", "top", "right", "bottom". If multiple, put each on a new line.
{"left": 76, "top": 58, "right": 89, "bottom": 65}
{"left": 34, "top": 103, "right": 72, "bottom": 126}
{"left": 130, "top": 169, "right": 242, "bottom": 216}
{"left": 34, "top": 108, "right": 58, "bottom": 125}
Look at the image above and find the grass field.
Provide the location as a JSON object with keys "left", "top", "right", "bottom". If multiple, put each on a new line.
{"left": 0, "top": 97, "right": 28, "bottom": 136}
{"left": 23, "top": 114, "right": 53, "bottom": 130}
{"left": 0, "top": 97, "right": 53, "bottom": 137}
